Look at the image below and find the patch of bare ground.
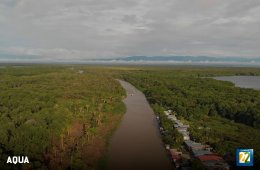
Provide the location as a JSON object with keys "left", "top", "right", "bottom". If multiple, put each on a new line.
{"left": 80, "top": 114, "right": 123, "bottom": 168}
{"left": 44, "top": 113, "right": 123, "bottom": 170}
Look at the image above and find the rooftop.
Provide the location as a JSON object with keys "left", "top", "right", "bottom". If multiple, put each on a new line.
{"left": 193, "top": 150, "right": 212, "bottom": 157}
{"left": 198, "top": 154, "right": 223, "bottom": 162}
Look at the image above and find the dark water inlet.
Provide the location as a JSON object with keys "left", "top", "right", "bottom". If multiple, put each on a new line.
{"left": 214, "top": 76, "right": 260, "bottom": 90}
{"left": 108, "top": 80, "right": 172, "bottom": 170}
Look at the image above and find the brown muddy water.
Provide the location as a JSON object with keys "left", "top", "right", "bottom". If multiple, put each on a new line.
{"left": 107, "top": 80, "right": 172, "bottom": 170}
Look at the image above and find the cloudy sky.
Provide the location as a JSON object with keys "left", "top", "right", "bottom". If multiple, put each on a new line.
{"left": 0, "top": 0, "right": 260, "bottom": 61}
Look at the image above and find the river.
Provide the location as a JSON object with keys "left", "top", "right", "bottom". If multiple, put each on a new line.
{"left": 107, "top": 80, "right": 172, "bottom": 170}
{"left": 214, "top": 76, "right": 260, "bottom": 90}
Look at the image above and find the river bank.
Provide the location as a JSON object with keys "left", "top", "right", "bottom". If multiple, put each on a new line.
{"left": 107, "top": 80, "right": 172, "bottom": 170}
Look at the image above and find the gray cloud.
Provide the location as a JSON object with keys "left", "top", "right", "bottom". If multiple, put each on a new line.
{"left": 0, "top": 0, "right": 260, "bottom": 61}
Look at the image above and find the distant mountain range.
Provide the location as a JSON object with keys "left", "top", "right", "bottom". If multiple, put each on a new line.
{"left": 97, "top": 56, "right": 260, "bottom": 63}
{"left": 1, "top": 53, "right": 260, "bottom": 65}
{"left": 0, "top": 53, "right": 41, "bottom": 60}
